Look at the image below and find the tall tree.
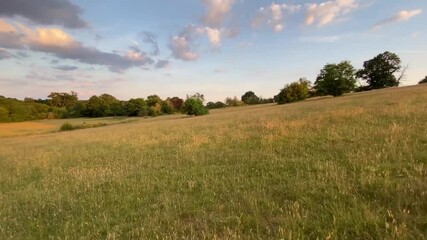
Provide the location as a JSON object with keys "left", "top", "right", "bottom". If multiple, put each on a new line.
{"left": 47, "top": 91, "right": 78, "bottom": 109}
{"left": 99, "top": 94, "right": 123, "bottom": 116}
{"left": 161, "top": 99, "right": 174, "bottom": 114}
{"left": 86, "top": 95, "right": 108, "bottom": 117}
{"left": 315, "top": 61, "right": 356, "bottom": 97}
{"left": 241, "top": 91, "right": 260, "bottom": 105}
{"left": 169, "top": 97, "right": 184, "bottom": 112}
{"left": 146, "top": 95, "right": 162, "bottom": 107}
{"left": 125, "top": 98, "right": 147, "bottom": 117}
{"left": 357, "top": 51, "right": 402, "bottom": 89}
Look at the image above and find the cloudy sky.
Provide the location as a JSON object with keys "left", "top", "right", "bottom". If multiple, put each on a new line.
{"left": 0, "top": 0, "right": 426, "bottom": 102}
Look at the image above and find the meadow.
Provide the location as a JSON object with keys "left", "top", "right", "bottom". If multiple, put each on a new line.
{"left": 0, "top": 117, "right": 137, "bottom": 138}
{"left": 0, "top": 85, "right": 426, "bottom": 239}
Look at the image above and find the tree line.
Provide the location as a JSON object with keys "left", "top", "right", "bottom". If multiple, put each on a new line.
{"left": 274, "top": 51, "right": 425, "bottom": 104}
{"left": 0, "top": 51, "right": 425, "bottom": 122}
{"left": 210, "top": 51, "right": 425, "bottom": 107}
{"left": 0, "top": 92, "right": 209, "bottom": 122}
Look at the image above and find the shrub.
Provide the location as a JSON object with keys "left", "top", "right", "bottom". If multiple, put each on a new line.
{"left": 182, "top": 95, "right": 209, "bottom": 116}
{"left": 225, "top": 97, "right": 245, "bottom": 107}
{"left": 207, "top": 101, "right": 226, "bottom": 109}
{"left": 277, "top": 78, "right": 310, "bottom": 104}
{"left": 60, "top": 122, "right": 74, "bottom": 131}
{"left": 241, "top": 91, "right": 260, "bottom": 105}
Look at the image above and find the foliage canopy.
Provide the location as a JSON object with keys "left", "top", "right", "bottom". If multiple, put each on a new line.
{"left": 357, "top": 51, "right": 401, "bottom": 89}
{"left": 277, "top": 78, "right": 311, "bottom": 104}
{"left": 315, "top": 61, "right": 356, "bottom": 97}
{"left": 241, "top": 91, "right": 260, "bottom": 105}
{"left": 182, "top": 94, "right": 209, "bottom": 116}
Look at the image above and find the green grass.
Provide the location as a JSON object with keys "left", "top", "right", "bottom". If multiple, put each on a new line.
{"left": 0, "top": 85, "right": 426, "bottom": 239}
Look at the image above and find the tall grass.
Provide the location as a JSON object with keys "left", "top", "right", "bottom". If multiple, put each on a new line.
{"left": 0, "top": 85, "right": 426, "bottom": 239}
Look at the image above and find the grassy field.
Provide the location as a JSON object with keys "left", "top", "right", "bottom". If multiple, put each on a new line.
{"left": 0, "top": 85, "right": 426, "bottom": 239}
{"left": 0, "top": 117, "right": 138, "bottom": 138}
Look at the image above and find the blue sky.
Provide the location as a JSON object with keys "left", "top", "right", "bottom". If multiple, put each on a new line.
{"left": 0, "top": 0, "right": 426, "bottom": 102}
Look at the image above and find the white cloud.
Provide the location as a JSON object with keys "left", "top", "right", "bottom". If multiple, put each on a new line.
{"left": 0, "top": 20, "right": 154, "bottom": 71}
{"left": 197, "top": 27, "right": 231, "bottom": 48}
{"left": 169, "top": 24, "right": 233, "bottom": 61}
{"left": 204, "top": 27, "right": 222, "bottom": 47}
{"left": 305, "top": 0, "right": 358, "bottom": 27}
{"left": 202, "top": 0, "right": 236, "bottom": 27}
{"left": 168, "top": 0, "right": 239, "bottom": 61}
{"left": 252, "top": 3, "right": 301, "bottom": 32}
{"left": 169, "top": 36, "right": 198, "bottom": 61}
{"left": 372, "top": 9, "right": 422, "bottom": 30}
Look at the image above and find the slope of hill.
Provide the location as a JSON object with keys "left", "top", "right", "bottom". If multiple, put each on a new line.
{"left": 0, "top": 85, "right": 426, "bottom": 239}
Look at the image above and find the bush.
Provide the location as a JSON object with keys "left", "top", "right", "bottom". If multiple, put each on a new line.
{"left": 225, "top": 97, "right": 245, "bottom": 107}
{"left": 419, "top": 76, "right": 427, "bottom": 84}
{"left": 182, "top": 95, "right": 209, "bottom": 116}
{"left": 60, "top": 122, "right": 109, "bottom": 131}
{"left": 73, "top": 122, "right": 108, "bottom": 129}
{"left": 277, "top": 78, "right": 310, "bottom": 104}
{"left": 60, "top": 122, "right": 74, "bottom": 131}
{"left": 206, "top": 101, "right": 226, "bottom": 109}
{"left": 241, "top": 91, "right": 260, "bottom": 105}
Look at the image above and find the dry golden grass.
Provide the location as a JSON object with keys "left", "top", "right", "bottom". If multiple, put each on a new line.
{"left": 0, "top": 121, "right": 53, "bottom": 137}
{"left": 0, "top": 85, "right": 426, "bottom": 239}
{"left": 0, "top": 117, "right": 139, "bottom": 138}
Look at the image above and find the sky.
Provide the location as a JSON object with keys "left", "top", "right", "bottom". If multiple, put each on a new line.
{"left": 0, "top": 0, "right": 426, "bottom": 102}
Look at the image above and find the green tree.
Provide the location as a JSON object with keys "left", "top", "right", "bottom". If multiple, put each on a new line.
{"left": 99, "top": 94, "right": 123, "bottom": 116}
{"left": 161, "top": 100, "right": 174, "bottom": 114}
{"left": 0, "top": 97, "right": 51, "bottom": 122}
{"left": 277, "top": 78, "right": 311, "bottom": 104}
{"left": 110, "top": 101, "right": 126, "bottom": 116}
{"left": 206, "top": 101, "right": 226, "bottom": 109}
{"left": 225, "top": 97, "right": 245, "bottom": 107}
{"left": 357, "top": 51, "right": 402, "bottom": 89}
{"left": 148, "top": 103, "right": 162, "bottom": 116}
{"left": 259, "top": 98, "right": 274, "bottom": 104}
{"left": 182, "top": 94, "right": 209, "bottom": 116}
{"left": 8, "top": 103, "right": 31, "bottom": 122}
{"left": 48, "top": 91, "right": 78, "bottom": 109}
{"left": 0, "top": 106, "right": 10, "bottom": 122}
{"left": 241, "top": 91, "right": 260, "bottom": 105}
{"left": 419, "top": 76, "right": 427, "bottom": 84}
{"left": 146, "top": 95, "right": 162, "bottom": 107}
{"left": 86, "top": 96, "right": 108, "bottom": 117}
{"left": 125, "top": 98, "right": 147, "bottom": 117}
{"left": 315, "top": 61, "right": 357, "bottom": 97}
{"left": 70, "top": 101, "right": 87, "bottom": 117}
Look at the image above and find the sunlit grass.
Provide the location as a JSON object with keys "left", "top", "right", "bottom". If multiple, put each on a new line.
{"left": 0, "top": 117, "right": 138, "bottom": 138}
{"left": 0, "top": 85, "right": 426, "bottom": 239}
